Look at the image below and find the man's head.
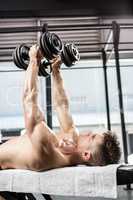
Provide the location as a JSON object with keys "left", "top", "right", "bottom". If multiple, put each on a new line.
{"left": 77, "top": 131, "right": 121, "bottom": 166}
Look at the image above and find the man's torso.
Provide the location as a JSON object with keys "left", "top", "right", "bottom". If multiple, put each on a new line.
{"left": 0, "top": 122, "right": 69, "bottom": 171}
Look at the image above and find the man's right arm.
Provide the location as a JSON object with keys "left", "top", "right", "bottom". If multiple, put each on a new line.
{"left": 23, "top": 46, "right": 45, "bottom": 134}
{"left": 23, "top": 46, "right": 59, "bottom": 148}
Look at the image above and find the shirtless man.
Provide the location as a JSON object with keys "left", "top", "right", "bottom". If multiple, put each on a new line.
{"left": 0, "top": 45, "right": 121, "bottom": 171}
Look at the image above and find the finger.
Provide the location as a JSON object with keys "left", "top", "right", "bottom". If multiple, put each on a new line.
{"left": 51, "top": 55, "right": 61, "bottom": 63}
{"left": 51, "top": 58, "right": 58, "bottom": 63}
{"left": 53, "top": 58, "right": 62, "bottom": 66}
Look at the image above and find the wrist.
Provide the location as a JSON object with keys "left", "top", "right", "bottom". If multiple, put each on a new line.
{"left": 52, "top": 68, "right": 60, "bottom": 76}
{"left": 29, "top": 57, "right": 40, "bottom": 66}
{"left": 52, "top": 70, "right": 61, "bottom": 80}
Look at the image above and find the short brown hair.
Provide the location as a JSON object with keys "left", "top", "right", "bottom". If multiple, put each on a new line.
{"left": 90, "top": 131, "right": 121, "bottom": 166}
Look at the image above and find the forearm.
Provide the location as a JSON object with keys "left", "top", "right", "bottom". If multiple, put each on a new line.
{"left": 52, "top": 69, "right": 69, "bottom": 108}
{"left": 23, "top": 46, "right": 45, "bottom": 132}
{"left": 52, "top": 68, "right": 75, "bottom": 132}
{"left": 23, "top": 59, "right": 39, "bottom": 103}
{"left": 51, "top": 60, "right": 79, "bottom": 140}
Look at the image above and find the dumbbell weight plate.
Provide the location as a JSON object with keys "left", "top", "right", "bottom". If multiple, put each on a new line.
{"left": 44, "top": 32, "right": 56, "bottom": 59}
{"left": 13, "top": 46, "right": 23, "bottom": 69}
{"left": 40, "top": 32, "right": 54, "bottom": 60}
{"left": 21, "top": 45, "right": 30, "bottom": 60}
{"left": 13, "top": 45, "right": 27, "bottom": 69}
{"left": 65, "top": 43, "right": 80, "bottom": 67}
{"left": 40, "top": 32, "right": 62, "bottom": 60}
{"left": 61, "top": 44, "right": 73, "bottom": 67}
{"left": 39, "top": 34, "right": 44, "bottom": 55}
{"left": 13, "top": 44, "right": 29, "bottom": 70}
{"left": 67, "top": 43, "right": 80, "bottom": 62}
{"left": 49, "top": 33, "right": 62, "bottom": 55}
{"left": 13, "top": 44, "right": 51, "bottom": 77}
{"left": 17, "top": 44, "right": 29, "bottom": 70}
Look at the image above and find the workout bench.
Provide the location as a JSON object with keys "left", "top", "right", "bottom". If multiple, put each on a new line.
{"left": 0, "top": 165, "right": 133, "bottom": 200}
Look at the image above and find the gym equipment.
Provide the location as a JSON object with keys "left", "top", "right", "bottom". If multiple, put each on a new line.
{"left": 13, "top": 43, "right": 80, "bottom": 76}
{"left": 13, "top": 44, "right": 52, "bottom": 77}
{"left": 117, "top": 164, "right": 133, "bottom": 185}
{"left": 39, "top": 23, "right": 63, "bottom": 60}
{"left": 61, "top": 43, "right": 80, "bottom": 67}
{"left": 39, "top": 31, "right": 63, "bottom": 60}
{"left": 0, "top": 165, "right": 133, "bottom": 200}
{"left": 13, "top": 22, "right": 80, "bottom": 73}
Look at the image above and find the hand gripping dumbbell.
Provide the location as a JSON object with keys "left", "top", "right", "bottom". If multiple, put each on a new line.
{"left": 39, "top": 23, "right": 80, "bottom": 65}
{"left": 13, "top": 42, "right": 80, "bottom": 77}
{"left": 13, "top": 26, "right": 63, "bottom": 76}
{"left": 13, "top": 24, "right": 80, "bottom": 76}
{"left": 13, "top": 43, "right": 53, "bottom": 77}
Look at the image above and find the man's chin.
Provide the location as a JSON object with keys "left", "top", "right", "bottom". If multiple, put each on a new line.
{"left": 60, "top": 147, "right": 75, "bottom": 155}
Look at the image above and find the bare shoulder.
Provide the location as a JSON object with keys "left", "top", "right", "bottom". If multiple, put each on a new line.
{"left": 32, "top": 122, "right": 58, "bottom": 145}
{"left": 34, "top": 121, "right": 55, "bottom": 135}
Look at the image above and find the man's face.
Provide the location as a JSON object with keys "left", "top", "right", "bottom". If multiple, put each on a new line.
{"left": 77, "top": 132, "right": 104, "bottom": 152}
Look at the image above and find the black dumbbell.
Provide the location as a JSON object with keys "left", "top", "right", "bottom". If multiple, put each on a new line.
{"left": 61, "top": 43, "right": 80, "bottom": 67}
{"left": 39, "top": 31, "right": 63, "bottom": 60}
{"left": 39, "top": 24, "right": 80, "bottom": 65}
{"left": 39, "top": 23, "right": 63, "bottom": 60}
{"left": 13, "top": 26, "right": 63, "bottom": 76}
{"left": 13, "top": 42, "right": 80, "bottom": 76}
{"left": 13, "top": 44, "right": 52, "bottom": 77}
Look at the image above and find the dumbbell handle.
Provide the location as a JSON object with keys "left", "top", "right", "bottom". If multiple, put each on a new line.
{"left": 21, "top": 45, "right": 30, "bottom": 61}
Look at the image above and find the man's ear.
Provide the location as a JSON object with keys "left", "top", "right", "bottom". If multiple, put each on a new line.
{"left": 82, "top": 150, "right": 92, "bottom": 161}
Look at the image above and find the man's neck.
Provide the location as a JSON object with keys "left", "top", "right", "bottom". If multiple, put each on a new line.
{"left": 52, "top": 132, "right": 83, "bottom": 167}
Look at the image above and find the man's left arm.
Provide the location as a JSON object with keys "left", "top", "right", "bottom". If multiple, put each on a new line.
{"left": 51, "top": 58, "right": 79, "bottom": 143}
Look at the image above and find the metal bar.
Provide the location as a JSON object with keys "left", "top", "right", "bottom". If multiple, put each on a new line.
{"left": 1, "top": 48, "right": 133, "bottom": 59}
{"left": 17, "top": 193, "right": 27, "bottom": 200}
{"left": 1, "top": 23, "right": 133, "bottom": 34}
{"left": 107, "top": 47, "right": 114, "bottom": 61}
{"left": 1, "top": 42, "right": 133, "bottom": 50}
{"left": 37, "top": 19, "right": 46, "bottom": 115}
{"left": 0, "top": 47, "right": 16, "bottom": 50}
{"left": 1, "top": 63, "right": 133, "bottom": 72}
{"left": 112, "top": 21, "right": 128, "bottom": 163}
{"left": 0, "top": 69, "right": 23, "bottom": 72}
{"left": 26, "top": 194, "right": 37, "bottom": 200}
{"left": 0, "top": 192, "right": 27, "bottom": 200}
{"left": 104, "top": 30, "right": 113, "bottom": 51}
{"left": 45, "top": 76, "right": 52, "bottom": 129}
{"left": 78, "top": 48, "right": 133, "bottom": 53}
{"left": 42, "top": 194, "right": 53, "bottom": 200}
{"left": 102, "top": 27, "right": 114, "bottom": 63}
{"left": 102, "top": 49, "right": 111, "bottom": 130}
{"left": 0, "top": 26, "right": 42, "bottom": 34}
{"left": 78, "top": 42, "right": 133, "bottom": 46}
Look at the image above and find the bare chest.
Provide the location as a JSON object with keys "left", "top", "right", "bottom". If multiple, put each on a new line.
{"left": 0, "top": 134, "right": 64, "bottom": 171}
